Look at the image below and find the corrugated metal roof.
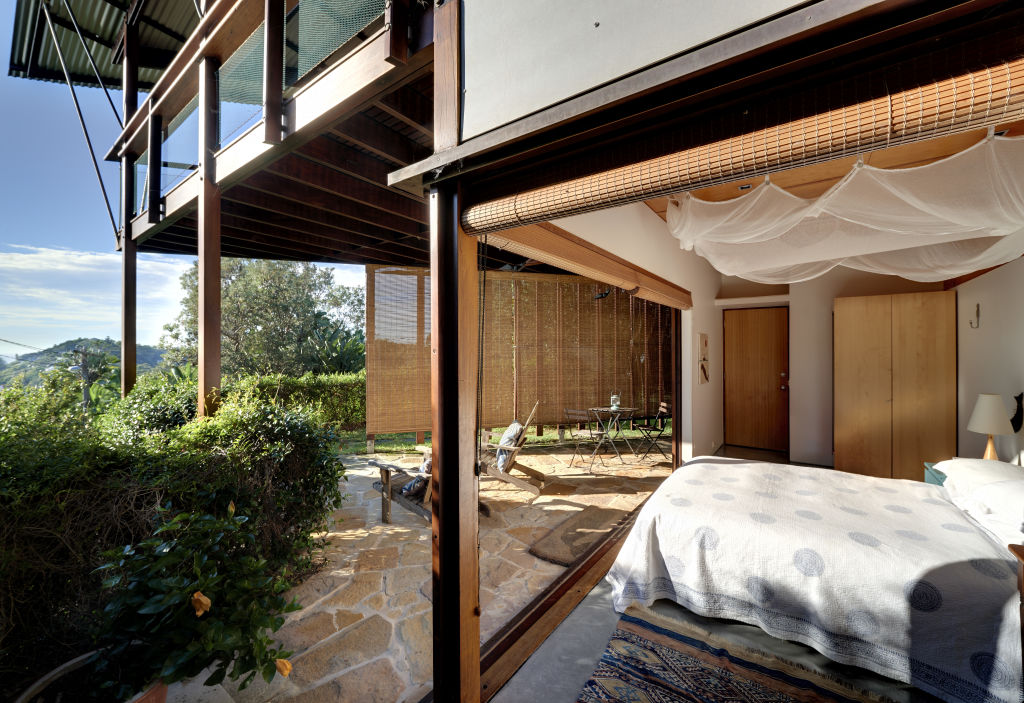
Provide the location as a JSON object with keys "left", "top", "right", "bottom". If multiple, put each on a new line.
{"left": 8, "top": 0, "right": 199, "bottom": 90}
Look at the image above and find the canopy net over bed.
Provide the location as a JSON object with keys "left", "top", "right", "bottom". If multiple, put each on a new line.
{"left": 667, "top": 134, "right": 1024, "bottom": 283}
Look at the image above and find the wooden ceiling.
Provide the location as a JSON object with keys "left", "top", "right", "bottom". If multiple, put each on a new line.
{"left": 139, "top": 68, "right": 548, "bottom": 272}
{"left": 645, "top": 118, "right": 1024, "bottom": 219}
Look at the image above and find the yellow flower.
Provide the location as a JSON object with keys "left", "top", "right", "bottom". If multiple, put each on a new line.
{"left": 275, "top": 658, "right": 292, "bottom": 677}
{"left": 227, "top": 501, "right": 236, "bottom": 517}
{"left": 191, "top": 591, "right": 212, "bottom": 617}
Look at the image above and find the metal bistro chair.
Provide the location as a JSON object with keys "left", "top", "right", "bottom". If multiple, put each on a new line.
{"left": 564, "top": 408, "right": 606, "bottom": 470}
{"left": 635, "top": 402, "right": 671, "bottom": 460}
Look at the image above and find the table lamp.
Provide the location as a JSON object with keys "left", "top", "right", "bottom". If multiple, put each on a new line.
{"left": 967, "top": 393, "right": 1014, "bottom": 460}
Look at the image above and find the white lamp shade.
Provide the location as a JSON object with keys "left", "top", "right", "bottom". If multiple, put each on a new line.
{"left": 966, "top": 394, "right": 1014, "bottom": 436}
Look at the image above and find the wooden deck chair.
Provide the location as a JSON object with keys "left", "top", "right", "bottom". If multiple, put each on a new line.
{"left": 482, "top": 400, "right": 543, "bottom": 496}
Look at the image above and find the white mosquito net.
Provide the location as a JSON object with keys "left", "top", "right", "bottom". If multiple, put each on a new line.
{"left": 666, "top": 134, "right": 1024, "bottom": 283}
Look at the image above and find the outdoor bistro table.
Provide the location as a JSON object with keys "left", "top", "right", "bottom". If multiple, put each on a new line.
{"left": 589, "top": 407, "right": 638, "bottom": 462}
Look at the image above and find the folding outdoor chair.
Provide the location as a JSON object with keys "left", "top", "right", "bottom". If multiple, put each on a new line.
{"left": 635, "top": 402, "right": 670, "bottom": 460}
{"left": 564, "top": 408, "right": 606, "bottom": 470}
{"left": 482, "top": 400, "right": 543, "bottom": 495}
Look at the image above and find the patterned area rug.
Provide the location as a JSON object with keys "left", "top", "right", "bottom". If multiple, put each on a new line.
{"left": 578, "top": 607, "right": 898, "bottom": 703}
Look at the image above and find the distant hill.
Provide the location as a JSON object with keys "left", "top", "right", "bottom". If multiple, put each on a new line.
{"left": 0, "top": 337, "right": 166, "bottom": 386}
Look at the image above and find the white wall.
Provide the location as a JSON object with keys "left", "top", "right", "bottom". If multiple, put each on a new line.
{"left": 553, "top": 204, "right": 724, "bottom": 458}
{"left": 460, "top": 0, "right": 805, "bottom": 139}
{"left": 953, "top": 257, "right": 1024, "bottom": 464}
{"left": 788, "top": 269, "right": 941, "bottom": 466}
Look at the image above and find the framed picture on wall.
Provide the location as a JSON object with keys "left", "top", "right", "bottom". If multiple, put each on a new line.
{"left": 698, "top": 332, "right": 709, "bottom": 385}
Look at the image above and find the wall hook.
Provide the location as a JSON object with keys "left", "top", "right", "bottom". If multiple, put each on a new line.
{"left": 968, "top": 303, "right": 980, "bottom": 328}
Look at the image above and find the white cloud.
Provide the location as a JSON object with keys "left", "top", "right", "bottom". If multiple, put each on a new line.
{"left": 327, "top": 263, "right": 366, "bottom": 289}
{"left": 0, "top": 245, "right": 192, "bottom": 351}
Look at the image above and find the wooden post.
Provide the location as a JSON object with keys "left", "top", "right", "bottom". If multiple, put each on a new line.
{"left": 416, "top": 431, "right": 426, "bottom": 444}
{"left": 535, "top": 425, "right": 543, "bottom": 437}
{"left": 147, "top": 110, "right": 161, "bottom": 223}
{"left": 671, "top": 308, "right": 683, "bottom": 468}
{"left": 432, "top": 0, "right": 459, "bottom": 151}
{"left": 430, "top": 181, "right": 480, "bottom": 702}
{"left": 120, "top": 20, "right": 138, "bottom": 398}
{"left": 380, "top": 466, "right": 392, "bottom": 524}
{"left": 367, "top": 433, "right": 375, "bottom": 453}
{"left": 263, "top": 0, "right": 283, "bottom": 144}
{"left": 197, "top": 56, "right": 221, "bottom": 416}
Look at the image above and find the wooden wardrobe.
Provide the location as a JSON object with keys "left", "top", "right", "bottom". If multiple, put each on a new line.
{"left": 833, "top": 291, "right": 956, "bottom": 481}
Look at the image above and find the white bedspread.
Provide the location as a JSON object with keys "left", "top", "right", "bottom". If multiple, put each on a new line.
{"left": 606, "top": 457, "right": 1023, "bottom": 703}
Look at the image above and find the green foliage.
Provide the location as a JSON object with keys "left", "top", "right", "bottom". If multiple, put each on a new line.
{"left": 0, "top": 375, "right": 345, "bottom": 700}
{"left": 307, "top": 312, "right": 366, "bottom": 373}
{"left": 99, "top": 373, "right": 198, "bottom": 448}
{"left": 0, "top": 377, "right": 155, "bottom": 698}
{"left": 95, "top": 508, "right": 299, "bottom": 699}
{"left": 232, "top": 370, "right": 366, "bottom": 431}
{"left": 162, "top": 260, "right": 366, "bottom": 376}
{"left": 145, "top": 392, "right": 346, "bottom": 566}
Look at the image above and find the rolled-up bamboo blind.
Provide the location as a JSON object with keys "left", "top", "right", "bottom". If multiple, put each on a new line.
{"left": 366, "top": 266, "right": 672, "bottom": 435}
{"left": 461, "top": 58, "right": 1024, "bottom": 234}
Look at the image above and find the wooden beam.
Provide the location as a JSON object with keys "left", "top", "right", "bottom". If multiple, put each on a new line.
{"left": 295, "top": 134, "right": 396, "bottom": 188}
{"left": 120, "top": 21, "right": 138, "bottom": 399}
{"left": 265, "top": 154, "right": 428, "bottom": 223}
{"left": 430, "top": 181, "right": 480, "bottom": 702}
{"left": 242, "top": 172, "right": 426, "bottom": 236}
{"left": 486, "top": 223, "right": 692, "bottom": 310}
{"left": 432, "top": 0, "right": 459, "bottom": 151}
{"left": 222, "top": 183, "right": 428, "bottom": 246}
{"left": 198, "top": 56, "right": 221, "bottom": 417}
{"left": 384, "top": 0, "right": 409, "bottom": 65}
{"left": 671, "top": 308, "right": 682, "bottom": 468}
{"left": 263, "top": 0, "right": 283, "bottom": 144}
{"left": 147, "top": 110, "right": 162, "bottom": 223}
{"left": 191, "top": 214, "right": 427, "bottom": 265}
{"left": 376, "top": 86, "right": 433, "bottom": 139}
{"left": 216, "top": 207, "right": 429, "bottom": 260}
{"left": 331, "top": 112, "right": 429, "bottom": 166}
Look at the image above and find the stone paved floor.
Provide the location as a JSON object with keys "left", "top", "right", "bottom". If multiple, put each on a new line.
{"left": 214, "top": 442, "right": 672, "bottom": 703}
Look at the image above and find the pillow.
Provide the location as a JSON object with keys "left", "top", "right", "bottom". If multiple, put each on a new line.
{"left": 935, "top": 459, "right": 1024, "bottom": 539}
{"left": 934, "top": 458, "right": 1023, "bottom": 509}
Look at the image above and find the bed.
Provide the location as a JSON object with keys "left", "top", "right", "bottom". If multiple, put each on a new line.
{"left": 606, "top": 457, "right": 1023, "bottom": 703}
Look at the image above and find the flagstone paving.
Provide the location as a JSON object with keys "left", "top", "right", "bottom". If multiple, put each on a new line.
{"left": 208, "top": 443, "right": 672, "bottom": 703}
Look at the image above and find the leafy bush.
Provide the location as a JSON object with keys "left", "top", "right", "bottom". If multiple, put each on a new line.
{"left": 231, "top": 370, "right": 366, "bottom": 431}
{"left": 99, "top": 372, "right": 198, "bottom": 447}
{"left": 0, "top": 376, "right": 344, "bottom": 700}
{"left": 95, "top": 508, "right": 299, "bottom": 699}
{"left": 0, "top": 376, "right": 156, "bottom": 698}
{"left": 144, "top": 391, "right": 345, "bottom": 567}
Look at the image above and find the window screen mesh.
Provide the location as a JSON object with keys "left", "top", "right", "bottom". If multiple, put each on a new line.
{"left": 218, "top": 23, "right": 265, "bottom": 148}
{"left": 286, "top": 0, "right": 385, "bottom": 87}
{"left": 366, "top": 267, "right": 673, "bottom": 435}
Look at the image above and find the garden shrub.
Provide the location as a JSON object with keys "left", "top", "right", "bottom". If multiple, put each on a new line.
{"left": 142, "top": 391, "right": 345, "bottom": 568}
{"left": 99, "top": 372, "right": 198, "bottom": 447}
{"left": 231, "top": 370, "right": 366, "bottom": 430}
{"left": 94, "top": 508, "right": 299, "bottom": 699}
{"left": 0, "top": 376, "right": 345, "bottom": 700}
{"left": 0, "top": 376, "right": 155, "bottom": 699}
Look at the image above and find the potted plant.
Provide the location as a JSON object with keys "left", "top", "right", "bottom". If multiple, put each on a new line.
{"left": 94, "top": 505, "right": 299, "bottom": 701}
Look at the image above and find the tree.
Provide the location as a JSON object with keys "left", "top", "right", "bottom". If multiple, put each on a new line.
{"left": 161, "top": 260, "right": 366, "bottom": 376}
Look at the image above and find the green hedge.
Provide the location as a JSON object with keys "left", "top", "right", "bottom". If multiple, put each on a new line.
{"left": 233, "top": 370, "right": 366, "bottom": 431}
{"left": 0, "top": 375, "right": 345, "bottom": 700}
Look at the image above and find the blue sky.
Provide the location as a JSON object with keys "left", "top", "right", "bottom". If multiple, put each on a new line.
{"left": 0, "top": 4, "right": 363, "bottom": 362}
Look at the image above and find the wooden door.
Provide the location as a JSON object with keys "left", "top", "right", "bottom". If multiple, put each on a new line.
{"left": 724, "top": 307, "right": 789, "bottom": 451}
{"left": 833, "top": 295, "right": 892, "bottom": 478}
{"left": 892, "top": 291, "right": 956, "bottom": 480}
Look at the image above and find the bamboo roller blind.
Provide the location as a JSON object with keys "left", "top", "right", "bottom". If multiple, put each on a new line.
{"left": 366, "top": 266, "right": 673, "bottom": 435}
{"left": 462, "top": 57, "right": 1024, "bottom": 233}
